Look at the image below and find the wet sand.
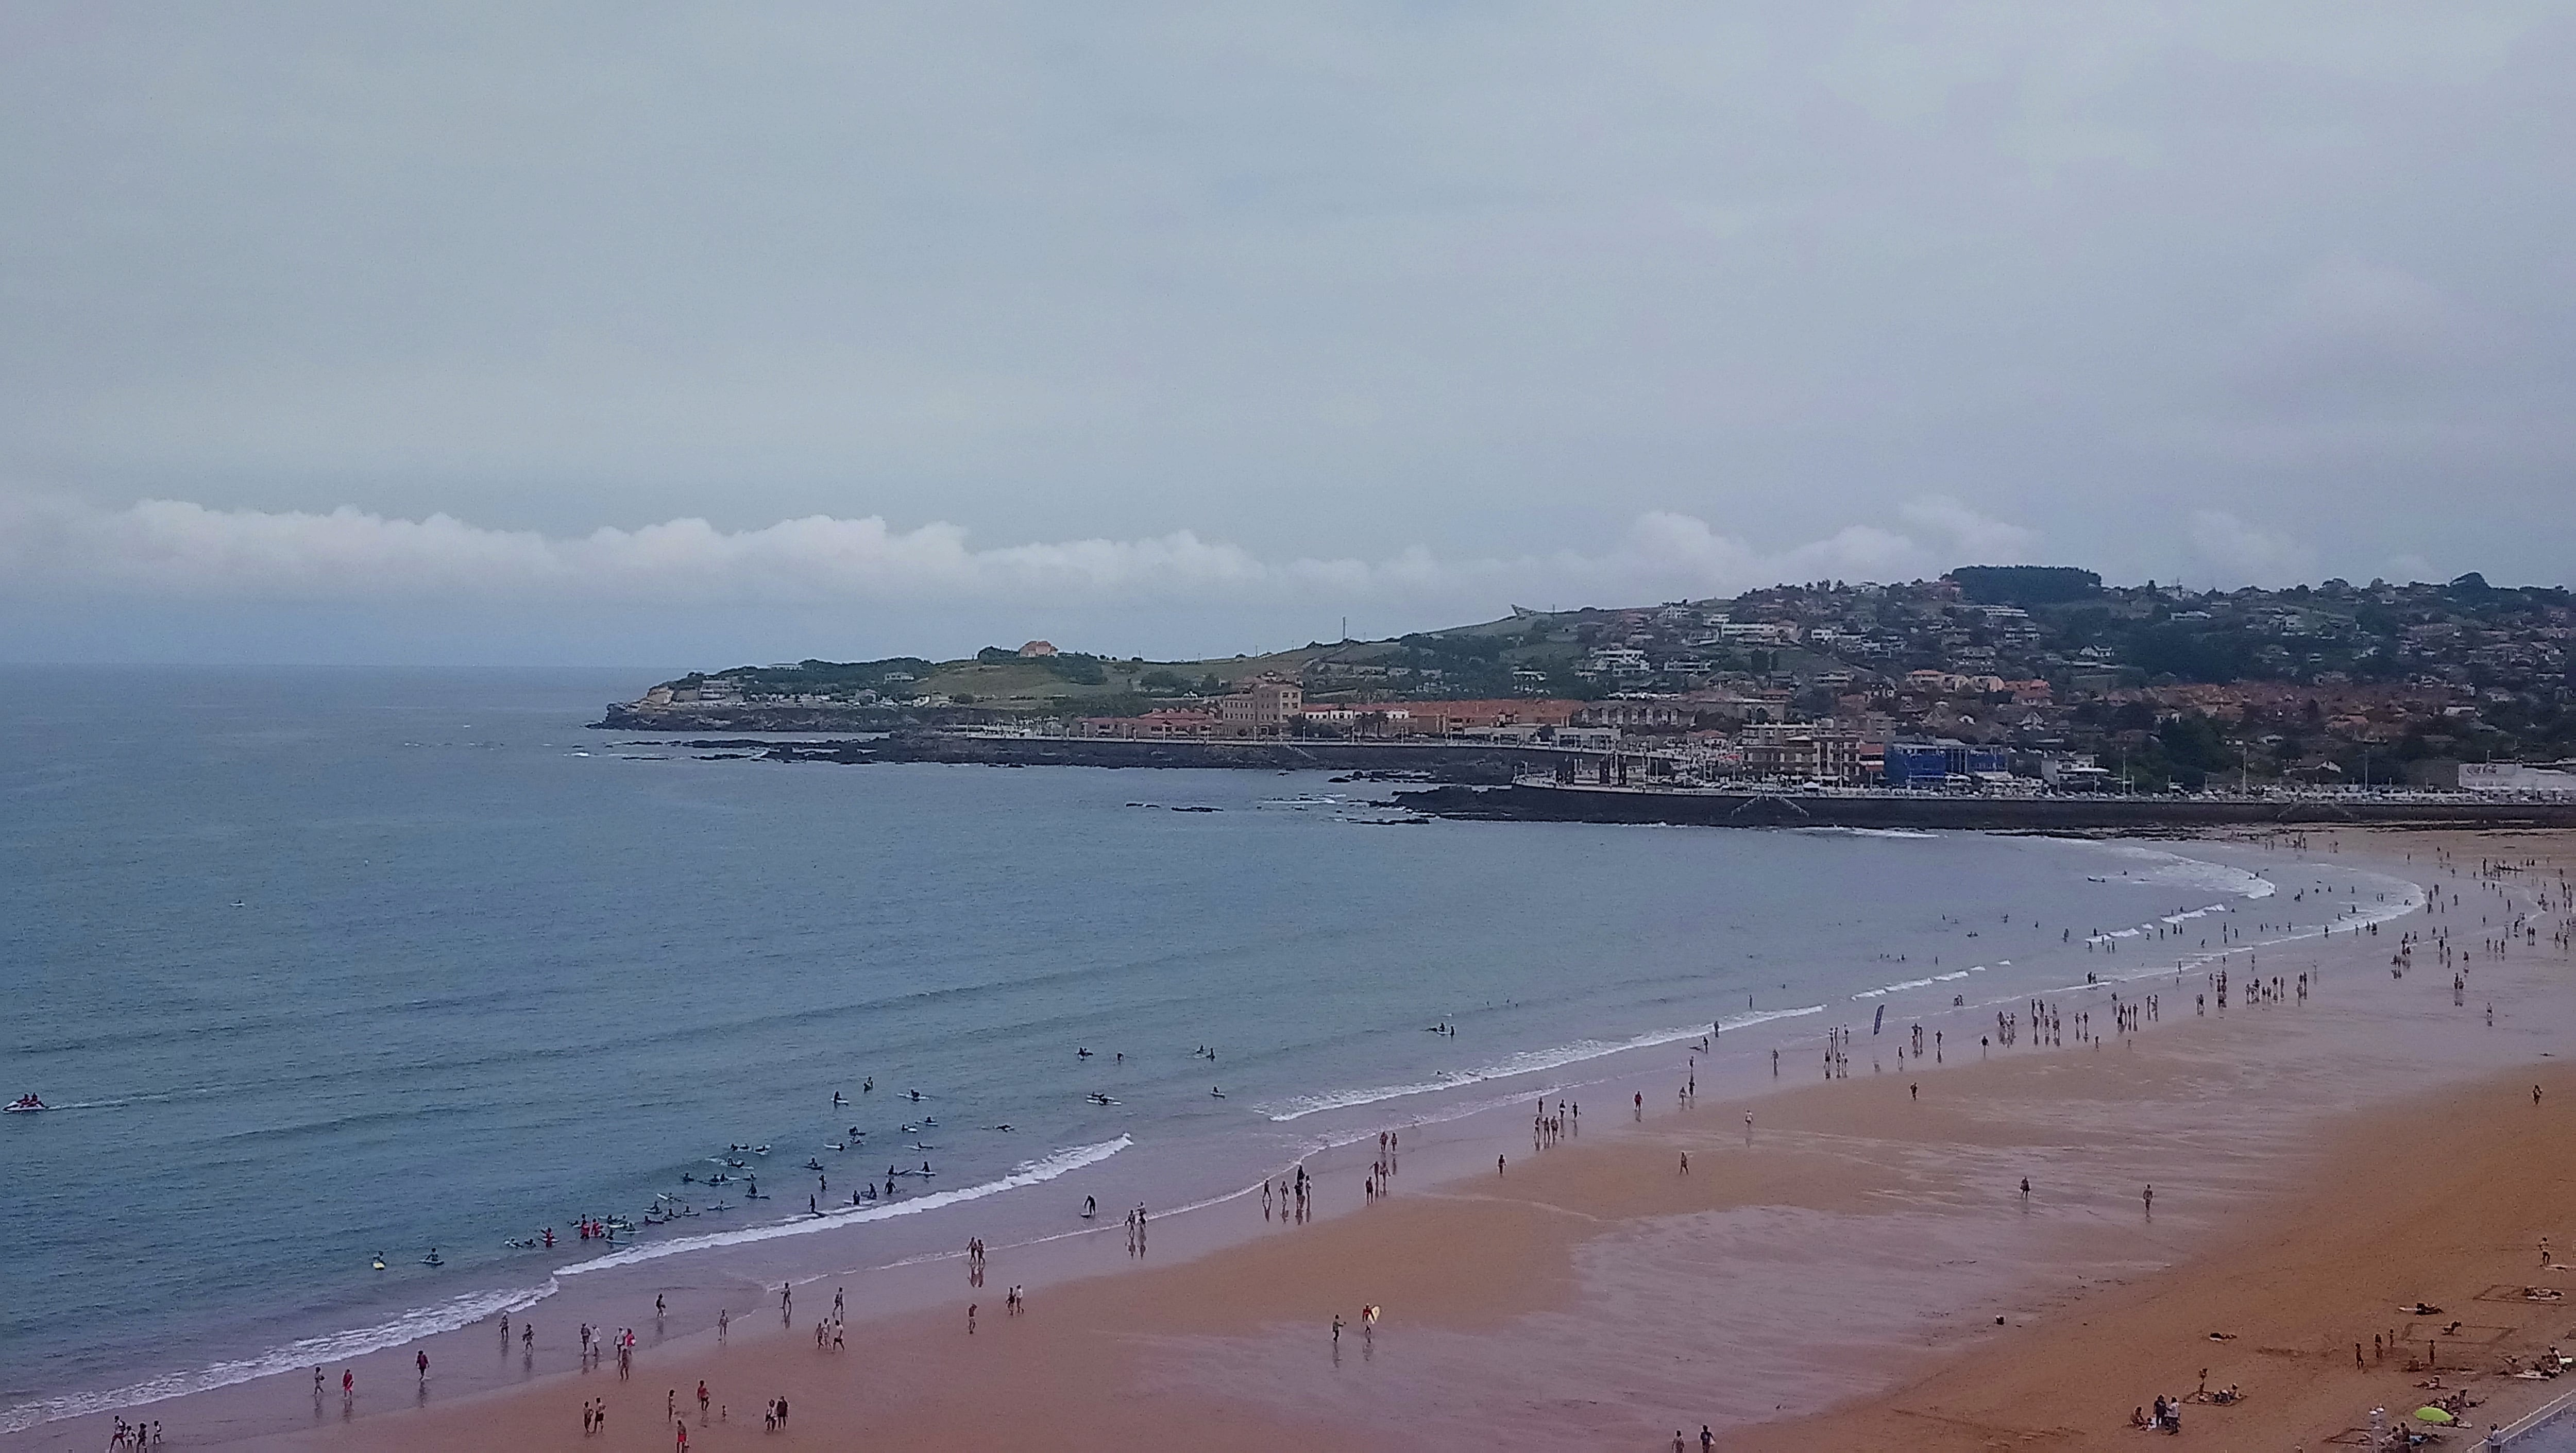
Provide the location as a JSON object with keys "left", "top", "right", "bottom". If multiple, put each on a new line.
{"left": 53, "top": 828, "right": 2576, "bottom": 1450}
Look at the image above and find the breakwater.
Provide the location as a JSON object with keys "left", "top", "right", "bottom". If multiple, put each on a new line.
{"left": 691, "top": 733, "right": 1561, "bottom": 782}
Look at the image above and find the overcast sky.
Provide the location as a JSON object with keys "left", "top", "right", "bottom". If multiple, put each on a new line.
{"left": 3, "top": 3, "right": 2571, "bottom": 665}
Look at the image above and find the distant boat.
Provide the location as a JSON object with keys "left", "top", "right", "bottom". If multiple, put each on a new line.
{"left": 5, "top": 1094, "right": 46, "bottom": 1113}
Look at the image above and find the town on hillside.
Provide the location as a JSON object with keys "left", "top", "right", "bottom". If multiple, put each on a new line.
{"left": 603, "top": 566, "right": 2576, "bottom": 795}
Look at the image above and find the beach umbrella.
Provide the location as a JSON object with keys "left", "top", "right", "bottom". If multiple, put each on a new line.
{"left": 2413, "top": 1406, "right": 2455, "bottom": 1424}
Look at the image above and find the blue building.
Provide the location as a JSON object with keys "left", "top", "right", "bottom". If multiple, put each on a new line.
{"left": 1883, "top": 739, "right": 2006, "bottom": 789}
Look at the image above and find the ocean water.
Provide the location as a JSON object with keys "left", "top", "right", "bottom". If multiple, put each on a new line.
{"left": 0, "top": 668, "right": 2409, "bottom": 1434}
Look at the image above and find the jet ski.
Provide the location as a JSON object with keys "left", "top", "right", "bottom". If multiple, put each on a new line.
{"left": 5, "top": 1095, "right": 46, "bottom": 1113}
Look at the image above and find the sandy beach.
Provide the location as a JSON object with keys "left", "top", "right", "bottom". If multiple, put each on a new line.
{"left": 39, "top": 828, "right": 2576, "bottom": 1452}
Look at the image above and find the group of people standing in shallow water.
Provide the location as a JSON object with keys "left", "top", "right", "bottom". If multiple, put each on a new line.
{"left": 1265, "top": 1161, "right": 1315, "bottom": 1222}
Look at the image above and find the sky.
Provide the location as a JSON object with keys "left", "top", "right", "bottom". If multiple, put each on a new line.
{"left": 2, "top": 3, "right": 2572, "bottom": 666}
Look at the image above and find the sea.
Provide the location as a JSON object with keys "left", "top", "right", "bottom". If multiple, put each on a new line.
{"left": 0, "top": 666, "right": 2419, "bottom": 1437}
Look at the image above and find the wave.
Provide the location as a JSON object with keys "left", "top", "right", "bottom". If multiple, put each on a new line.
{"left": 1851, "top": 975, "right": 1941, "bottom": 1000}
{"left": 2090, "top": 843, "right": 2278, "bottom": 900}
{"left": 1, "top": 1137, "right": 1131, "bottom": 1433}
{"left": 554, "top": 1137, "right": 1131, "bottom": 1275}
{"left": 0, "top": 1281, "right": 554, "bottom": 1435}
{"left": 1260, "top": 1005, "right": 1826, "bottom": 1122}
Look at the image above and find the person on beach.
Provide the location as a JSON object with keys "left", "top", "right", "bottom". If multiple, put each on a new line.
{"left": 1332, "top": 1313, "right": 1344, "bottom": 1343}
{"left": 416, "top": 1349, "right": 428, "bottom": 1383}
{"left": 699, "top": 1380, "right": 710, "bottom": 1419}
{"left": 968, "top": 1302, "right": 977, "bottom": 1334}
{"left": 1498, "top": 1154, "right": 1506, "bottom": 1176}
{"left": 1680, "top": 1151, "right": 1689, "bottom": 1175}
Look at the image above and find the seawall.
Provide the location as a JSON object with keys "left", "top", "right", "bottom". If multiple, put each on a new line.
{"left": 1391, "top": 781, "right": 2576, "bottom": 831}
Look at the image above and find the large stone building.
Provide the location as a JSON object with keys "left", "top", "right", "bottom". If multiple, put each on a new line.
{"left": 1218, "top": 680, "right": 1302, "bottom": 736}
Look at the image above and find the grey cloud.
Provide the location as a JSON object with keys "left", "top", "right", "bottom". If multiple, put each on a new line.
{"left": 1, "top": 3, "right": 2571, "bottom": 661}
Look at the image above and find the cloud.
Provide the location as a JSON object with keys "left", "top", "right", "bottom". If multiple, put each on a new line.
{"left": 2187, "top": 509, "right": 2316, "bottom": 585}
{"left": 1897, "top": 495, "right": 2042, "bottom": 563}
{"left": 0, "top": 489, "right": 2029, "bottom": 618}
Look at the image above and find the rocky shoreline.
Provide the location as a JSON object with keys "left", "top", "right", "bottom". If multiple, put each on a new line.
{"left": 616, "top": 732, "right": 1561, "bottom": 783}
{"left": 603, "top": 730, "right": 2576, "bottom": 830}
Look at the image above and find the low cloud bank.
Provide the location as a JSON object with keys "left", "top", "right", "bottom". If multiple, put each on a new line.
{"left": 0, "top": 491, "right": 2038, "bottom": 616}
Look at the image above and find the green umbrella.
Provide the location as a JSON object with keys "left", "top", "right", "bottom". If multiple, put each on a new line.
{"left": 2414, "top": 1406, "right": 2455, "bottom": 1424}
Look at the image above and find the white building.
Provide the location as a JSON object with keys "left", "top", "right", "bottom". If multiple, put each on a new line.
{"left": 2460, "top": 762, "right": 2576, "bottom": 795}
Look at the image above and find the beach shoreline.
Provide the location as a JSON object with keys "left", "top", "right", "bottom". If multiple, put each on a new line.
{"left": 18, "top": 826, "right": 2567, "bottom": 1450}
